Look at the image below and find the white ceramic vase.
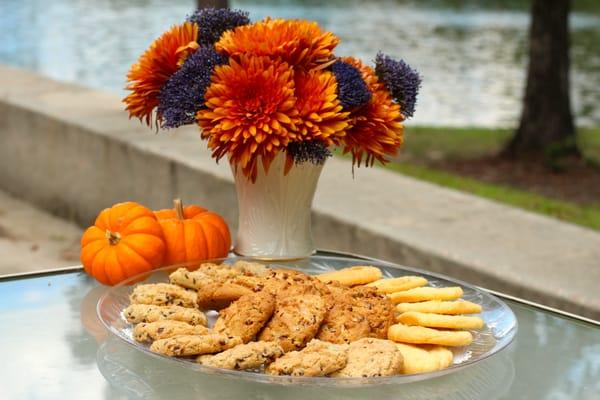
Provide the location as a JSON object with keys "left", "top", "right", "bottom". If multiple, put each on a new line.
{"left": 231, "top": 152, "right": 324, "bottom": 260}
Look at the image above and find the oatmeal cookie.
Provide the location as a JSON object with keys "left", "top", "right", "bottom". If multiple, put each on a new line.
{"left": 149, "top": 334, "right": 242, "bottom": 357}
{"left": 258, "top": 294, "right": 327, "bottom": 352}
{"left": 213, "top": 290, "right": 276, "bottom": 343}
{"left": 331, "top": 338, "right": 403, "bottom": 377}
{"left": 133, "top": 320, "right": 209, "bottom": 342}
{"left": 130, "top": 283, "right": 197, "bottom": 308}
{"left": 123, "top": 304, "right": 207, "bottom": 326}
{"left": 266, "top": 339, "right": 348, "bottom": 377}
{"left": 197, "top": 341, "right": 284, "bottom": 370}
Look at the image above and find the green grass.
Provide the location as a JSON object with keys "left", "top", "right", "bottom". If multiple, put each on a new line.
{"left": 401, "top": 126, "right": 600, "bottom": 163}
{"left": 384, "top": 161, "right": 600, "bottom": 231}
{"left": 338, "top": 126, "right": 600, "bottom": 230}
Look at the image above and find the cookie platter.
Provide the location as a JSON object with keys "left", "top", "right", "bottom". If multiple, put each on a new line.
{"left": 97, "top": 255, "right": 517, "bottom": 386}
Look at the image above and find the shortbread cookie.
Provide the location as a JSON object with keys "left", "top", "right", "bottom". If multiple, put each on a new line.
{"left": 197, "top": 341, "right": 284, "bottom": 370}
{"left": 258, "top": 294, "right": 327, "bottom": 352}
{"left": 133, "top": 320, "right": 209, "bottom": 342}
{"left": 123, "top": 304, "right": 207, "bottom": 326}
{"left": 388, "top": 287, "right": 464, "bottom": 304}
{"left": 395, "top": 300, "right": 481, "bottom": 315}
{"left": 395, "top": 343, "right": 453, "bottom": 374}
{"left": 388, "top": 323, "right": 473, "bottom": 347}
{"left": 397, "top": 312, "right": 484, "bottom": 330}
{"left": 266, "top": 339, "right": 348, "bottom": 377}
{"left": 316, "top": 266, "right": 382, "bottom": 286}
{"left": 213, "top": 291, "right": 276, "bottom": 343}
{"left": 331, "top": 338, "right": 403, "bottom": 377}
{"left": 130, "top": 283, "right": 197, "bottom": 308}
{"left": 149, "top": 334, "right": 242, "bottom": 357}
{"left": 367, "top": 276, "right": 428, "bottom": 294}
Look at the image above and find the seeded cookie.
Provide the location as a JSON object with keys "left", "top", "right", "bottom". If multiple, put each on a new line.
{"left": 130, "top": 283, "right": 197, "bottom": 308}
{"left": 197, "top": 341, "right": 284, "bottom": 370}
{"left": 261, "top": 269, "right": 333, "bottom": 303}
{"left": 149, "top": 334, "right": 242, "bottom": 357}
{"left": 213, "top": 291, "right": 276, "bottom": 343}
{"left": 266, "top": 339, "right": 348, "bottom": 377}
{"left": 348, "top": 286, "right": 395, "bottom": 339}
{"left": 331, "top": 338, "right": 403, "bottom": 377}
{"left": 123, "top": 304, "right": 207, "bottom": 326}
{"left": 133, "top": 320, "right": 209, "bottom": 342}
{"left": 258, "top": 294, "right": 327, "bottom": 352}
{"left": 317, "top": 287, "right": 372, "bottom": 344}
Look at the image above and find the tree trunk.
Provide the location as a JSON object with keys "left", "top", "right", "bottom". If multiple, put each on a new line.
{"left": 196, "top": 0, "right": 228, "bottom": 8}
{"left": 503, "top": 0, "right": 578, "bottom": 162}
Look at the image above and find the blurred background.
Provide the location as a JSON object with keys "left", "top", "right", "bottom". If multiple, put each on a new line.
{"left": 0, "top": 0, "right": 599, "bottom": 273}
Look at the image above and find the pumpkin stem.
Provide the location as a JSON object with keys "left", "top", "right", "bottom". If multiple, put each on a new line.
{"left": 174, "top": 198, "right": 185, "bottom": 220}
{"left": 105, "top": 230, "right": 121, "bottom": 245}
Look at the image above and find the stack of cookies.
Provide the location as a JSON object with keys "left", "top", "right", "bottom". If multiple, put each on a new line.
{"left": 123, "top": 262, "right": 485, "bottom": 377}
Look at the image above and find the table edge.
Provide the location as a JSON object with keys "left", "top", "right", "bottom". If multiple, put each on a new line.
{"left": 1, "top": 251, "right": 598, "bottom": 327}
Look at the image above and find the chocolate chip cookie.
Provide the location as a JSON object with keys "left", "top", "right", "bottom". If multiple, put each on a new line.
{"left": 129, "top": 283, "right": 197, "bottom": 308}
{"left": 197, "top": 341, "right": 284, "bottom": 370}
{"left": 123, "top": 304, "right": 207, "bottom": 326}
{"left": 266, "top": 339, "right": 348, "bottom": 377}
{"left": 133, "top": 320, "right": 209, "bottom": 342}
{"left": 149, "top": 334, "right": 242, "bottom": 357}
{"left": 330, "top": 338, "right": 403, "bottom": 377}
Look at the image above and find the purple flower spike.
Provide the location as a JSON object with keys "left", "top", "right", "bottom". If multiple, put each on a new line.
{"left": 331, "top": 60, "right": 372, "bottom": 111}
{"left": 158, "top": 46, "right": 227, "bottom": 129}
{"left": 375, "top": 52, "right": 421, "bottom": 118}
{"left": 187, "top": 8, "right": 250, "bottom": 46}
{"left": 287, "top": 141, "right": 332, "bottom": 166}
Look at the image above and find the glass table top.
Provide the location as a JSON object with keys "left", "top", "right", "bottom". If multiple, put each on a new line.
{"left": 1, "top": 268, "right": 598, "bottom": 399}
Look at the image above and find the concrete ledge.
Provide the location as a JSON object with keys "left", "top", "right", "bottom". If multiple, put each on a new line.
{"left": 1, "top": 64, "right": 599, "bottom": 320}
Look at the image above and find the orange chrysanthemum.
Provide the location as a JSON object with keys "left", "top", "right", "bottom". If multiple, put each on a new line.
{"left": 341, "top": 57, "right": 404, "bottom": 167}
{"left": 123, "top": 22, "right": 199, "bottom": 126}
{"left": 215, "top": 18, "right": 339, "bottom": 69}
{"left": 294, "top": 69, "right": 349, "bottom": 144}
{"left": 197, "top": 55, "right": 299, "bottom": 181}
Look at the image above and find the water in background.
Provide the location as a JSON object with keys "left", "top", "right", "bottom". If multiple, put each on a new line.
{"left": 0, "top": 0, "right": 598, "bottom": 127}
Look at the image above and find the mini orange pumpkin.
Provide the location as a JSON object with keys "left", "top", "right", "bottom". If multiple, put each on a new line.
{"left": 154, "top": 199, "right": 231, "bottom": 265}
{"left": 80, "top": 202, "right": 166, "bottom": 285}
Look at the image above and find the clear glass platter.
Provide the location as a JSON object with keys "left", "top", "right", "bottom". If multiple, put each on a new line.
{"left": 97, "top": 255, "right": 517, "bottom": 387}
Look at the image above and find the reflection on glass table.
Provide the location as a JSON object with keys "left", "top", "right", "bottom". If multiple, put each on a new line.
{"left": 0, "top": 262, "right": 599, "bottom": 399}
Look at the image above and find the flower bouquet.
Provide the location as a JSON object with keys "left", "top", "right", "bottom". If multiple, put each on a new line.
{"left": 124, "top": 8, "right": 420, "bottom": 259}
